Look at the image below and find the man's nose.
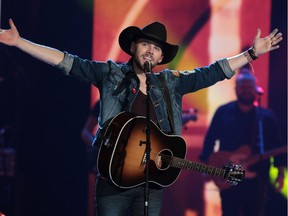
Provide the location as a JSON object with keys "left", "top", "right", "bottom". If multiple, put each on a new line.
{"left": 147, "top": 45, "right": 154, "bottom": 54}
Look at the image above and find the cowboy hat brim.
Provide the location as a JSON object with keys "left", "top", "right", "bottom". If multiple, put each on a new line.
{"left": 118, "top": 26, "right": 179, "bottom": 65}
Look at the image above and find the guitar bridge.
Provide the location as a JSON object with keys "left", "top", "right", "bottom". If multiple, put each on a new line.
{"left": 141, "top": 153, "right": 147, "bottom": 165}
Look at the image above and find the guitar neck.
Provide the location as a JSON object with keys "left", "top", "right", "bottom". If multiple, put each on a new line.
{"left": 171, "top": 157, "right": 226, "bottom": 178}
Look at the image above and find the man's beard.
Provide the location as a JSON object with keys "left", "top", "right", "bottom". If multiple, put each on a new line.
{"left": 237, "top": 95, "right": 256, "bottom": 106}
{"left": 134, "top": 58, "right": 144, "bottom": 71}
{"left": 133, "top": 54, "right": 155, "bottom": 71}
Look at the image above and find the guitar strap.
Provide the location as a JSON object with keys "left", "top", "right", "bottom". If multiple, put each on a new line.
{"left": 112, "top": 70, "right": 134, "bottom": 96}
{"left": 158, "top": 74, "right": 176, "bottom": 134}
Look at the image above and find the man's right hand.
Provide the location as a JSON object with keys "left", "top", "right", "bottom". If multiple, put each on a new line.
{"left": 0, "top": 19, "right": 20, "bottom": 46}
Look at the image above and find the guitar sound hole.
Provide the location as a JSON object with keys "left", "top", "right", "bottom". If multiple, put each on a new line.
{"left": 156, "top": 149, "right": 173, "bottom": 171}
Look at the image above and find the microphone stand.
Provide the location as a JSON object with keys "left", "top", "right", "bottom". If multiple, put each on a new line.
{"left": 257, "top": 95, "right": 264, "bottom": 155}
{"left": 144, "top": 61, "right": 152, "bottom": 216}
{"left": 256, "top": 93, "right": 266, "bottom": 216}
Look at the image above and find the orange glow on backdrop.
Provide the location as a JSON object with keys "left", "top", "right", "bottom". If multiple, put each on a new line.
{"left": 91, "top": 1, "right": 271, "bottom": 216}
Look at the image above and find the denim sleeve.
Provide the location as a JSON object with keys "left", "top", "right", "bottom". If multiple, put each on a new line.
{"left": 54, "top": 52, "right": 74, "bottom": 75}
{"left": 216, "top": 58, "right": 235, "bottom": 79}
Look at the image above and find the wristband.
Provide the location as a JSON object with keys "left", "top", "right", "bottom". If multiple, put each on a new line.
{"left": 244, "top": 51, "right": 253, "bottom": 62}
{"left": 247, "top": 47, "right": 258, "bottom": 60}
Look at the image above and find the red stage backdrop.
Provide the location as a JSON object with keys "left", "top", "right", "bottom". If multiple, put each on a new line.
{"left": 90, "top": 1, "right": 272, "bottom": 216}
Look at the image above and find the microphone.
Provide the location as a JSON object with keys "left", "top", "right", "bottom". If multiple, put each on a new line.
{"left": 144, "top": 61, "right": 152, "bottom": 74}
{"left": 256, "top": 86, "right": 264, "bottom": 95}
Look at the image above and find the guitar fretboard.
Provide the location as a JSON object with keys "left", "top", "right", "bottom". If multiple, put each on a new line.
{"left": 171, "top": 157, "right": 226, "bottom": 178}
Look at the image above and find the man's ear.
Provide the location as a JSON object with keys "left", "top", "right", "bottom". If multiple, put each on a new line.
{"left": 158, "top": 56, "right": 163, "bottom": 64}
{"left": 130, "top": 42, "right": 135, "bottom": 53}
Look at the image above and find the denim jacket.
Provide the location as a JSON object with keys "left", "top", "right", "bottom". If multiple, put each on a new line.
{"left": 56, "top": 53, "right": 235, "bottom": 136}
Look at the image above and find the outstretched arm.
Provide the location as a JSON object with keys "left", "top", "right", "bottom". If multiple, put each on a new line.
{"left": 0, "top": 19, "right": 64, "bottom": 66}
{"left": 0, "top": 19, "right": 283, "bottom": 70}
{"left": 227, "top": 28, "right": 283, "bottom": 71}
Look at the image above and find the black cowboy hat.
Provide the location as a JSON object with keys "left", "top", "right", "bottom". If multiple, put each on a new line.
{"left": 118, "top": 22, "right": 179, "bottom": 64}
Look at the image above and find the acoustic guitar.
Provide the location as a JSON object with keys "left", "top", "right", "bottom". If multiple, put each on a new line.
{"left": 97, "top": 112, "right": 245, "bottom": 189}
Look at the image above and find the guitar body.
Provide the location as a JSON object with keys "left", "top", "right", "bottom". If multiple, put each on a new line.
{"left": 97, "top": 112, "right": 187, "bottom": 188}
{"left": 209, "top": 145, "right": 287, "bottom": 190}
{"left": 209, "top": 146, "right": 252, "bottom": 190}
{"left": 209, "top": 146, "right": 252, "bottom": 173}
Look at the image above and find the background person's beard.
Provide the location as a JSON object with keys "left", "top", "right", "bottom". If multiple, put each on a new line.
{"left": 237, "top": 95, "right": 256, "bottom": 106}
